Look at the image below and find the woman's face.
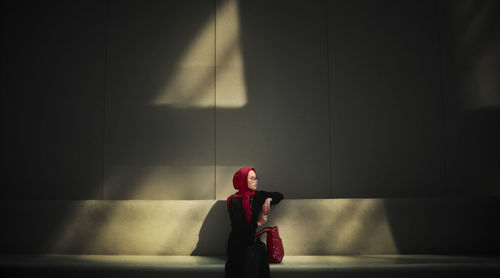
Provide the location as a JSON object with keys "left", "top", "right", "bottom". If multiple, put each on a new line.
{"left": 247, "top": 170, "right": 258, "bottom": 191}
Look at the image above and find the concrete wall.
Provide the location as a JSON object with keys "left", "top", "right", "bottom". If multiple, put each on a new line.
{"left": 1, "top": 198, "right": 498, "bottom": 255}
{"left": 2, "top": 0, "right": 499, "bottom": 200}
{"left": 328, "top": 0, "right": 445, "bottom": 197}
{"left": 2, "top": 0, "right": 106, "bottom": 199}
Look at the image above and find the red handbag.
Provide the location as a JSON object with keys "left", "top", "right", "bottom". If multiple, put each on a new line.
{"left": 254, "top": 226, "right": 284, "bottom": 263}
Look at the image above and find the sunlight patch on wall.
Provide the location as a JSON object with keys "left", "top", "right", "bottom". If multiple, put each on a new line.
{"left": 450, "top": 0, "right": 500, "bottom": 110}
{"left": 459, "top": 67, "right": 500, "bottom": 110}
{"left": 152, "top": 0, "right": 247, "bottom": 108}
{"left": 151, "top": 12, "right": 214, "bottom": 108}
{"left": 50, "top": 199, "right": 399, "bottom": 255}
{"left": 266, "top": 199, "right": 399, "bottom": 255}
{"left": 51, "top": 200, "right": 218, "bottom": 255}
{"left": 215, "top": 0, "right": 248, "bottom": 109}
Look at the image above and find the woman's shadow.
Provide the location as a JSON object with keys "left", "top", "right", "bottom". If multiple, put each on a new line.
{"left": 191, "top": 200, "right": 231, "bottom": 257}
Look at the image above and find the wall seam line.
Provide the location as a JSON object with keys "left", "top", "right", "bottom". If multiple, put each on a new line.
{"left": 102, "top": 0, "right": 110, "bottom": 201}
{"left": 214, "top": 0, "right": 217, "bottom": 200}
{"left": 436, "top": 0, "right": 449, "bottom": 196}
{"left": 325, "top": 0, "right": 333, "bottom": 198}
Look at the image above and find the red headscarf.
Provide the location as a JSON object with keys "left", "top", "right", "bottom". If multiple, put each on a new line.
{"left": 227, "top": 167, "right": 256, "bottom": 223}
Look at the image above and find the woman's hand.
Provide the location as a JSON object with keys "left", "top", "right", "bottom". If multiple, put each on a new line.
{"left": 257, "top": 213, "right": 268, "bottom": 226}
{"left": 257, "top": 198, "right": 273, "bottom": 226}
{"left": 263, "top": 198, "right": 272, "bottom": 215}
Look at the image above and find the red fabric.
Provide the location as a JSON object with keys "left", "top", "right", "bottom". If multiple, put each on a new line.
{"left": 227, "top": 167, "right": 256, "bottom": 223}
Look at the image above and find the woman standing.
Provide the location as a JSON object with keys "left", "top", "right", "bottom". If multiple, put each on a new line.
{"left": 225, "top": 167, "right": 284, "bottom": 278}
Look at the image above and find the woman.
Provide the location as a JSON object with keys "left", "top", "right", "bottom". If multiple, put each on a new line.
{"left": 225, "top": 167, "right": 284, "bottom": 278}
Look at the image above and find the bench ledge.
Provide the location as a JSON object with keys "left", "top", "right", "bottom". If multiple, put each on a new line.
{"left": 1, "top": 255, "right": 499, "bottom": 271}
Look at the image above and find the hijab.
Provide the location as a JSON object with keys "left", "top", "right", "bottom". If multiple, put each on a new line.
{"left": 227, "top": 167, "right": 256, "bottom": 223}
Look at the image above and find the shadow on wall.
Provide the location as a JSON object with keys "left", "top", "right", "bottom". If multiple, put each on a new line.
{"left": 383, "top": 198, "right": 500, "bottom": 255}
{"left": 191, "top": 201, "right": 230, "bottom": 256}
{"left": 0, "top": 201, "right": 77, "bottom": 254}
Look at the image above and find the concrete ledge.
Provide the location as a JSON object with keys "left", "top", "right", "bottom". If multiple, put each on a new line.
{"left": 3, "top": 255, "right": 499, "bottom": 270}
{"left": 1, "top": 255, "right": 499, "bottom": 278}
{"left": 1, "top": 198, "right": 499, "bottom": 255}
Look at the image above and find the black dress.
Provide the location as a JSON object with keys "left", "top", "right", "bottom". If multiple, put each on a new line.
{"left": 225, "top": 190, "right": 284, "bottom": 278}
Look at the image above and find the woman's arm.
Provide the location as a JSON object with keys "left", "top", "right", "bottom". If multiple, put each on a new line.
{"left": 260, "top": 191, "right": 284, "bottom": 217}
{"left": 262, "top": 191, "right": 284, "bottom": 206}
{"left": 256, "top": 191, "right": 284, "bottom": 226}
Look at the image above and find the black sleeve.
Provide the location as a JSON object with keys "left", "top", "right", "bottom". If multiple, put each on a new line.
{"left": 261, "top": 191, "right": 284, "bottom": 206}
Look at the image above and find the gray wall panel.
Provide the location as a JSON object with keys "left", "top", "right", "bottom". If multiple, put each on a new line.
{"left": 440, "top": 0, "right": 500, "bottom": 196}
{"left": 1, "top": 0, "right": 106, "bottom": 199}
{"left": 216, "top": 0, "right": 331, "bottom": 199}
{"left": 328, "top": 0, "right": 446, "bottom": 197}
{"left": 104, "top": 0, "right": 215, "bottom": 199}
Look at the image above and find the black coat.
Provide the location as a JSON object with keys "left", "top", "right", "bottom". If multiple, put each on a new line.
{"left": 225, "top": 190, "right": 284, "bottom": 278}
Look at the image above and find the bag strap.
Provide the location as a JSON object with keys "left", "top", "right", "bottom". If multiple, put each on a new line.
{"left": 254, "top": 226, "right": 276, "bottom": 243}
